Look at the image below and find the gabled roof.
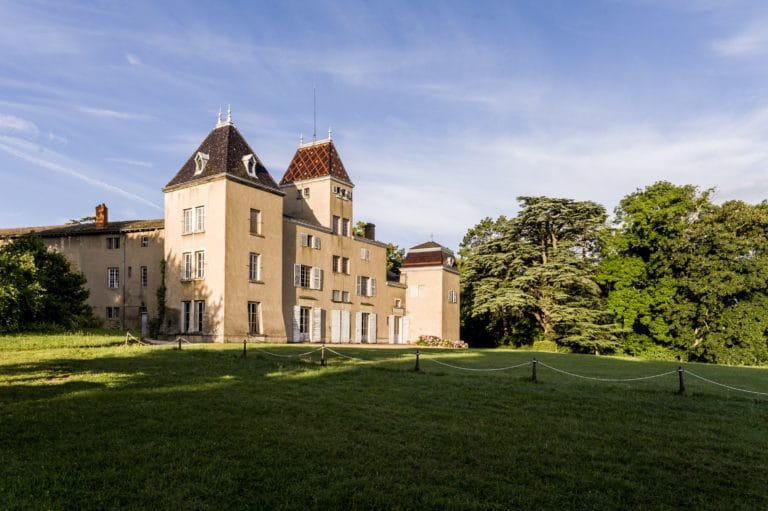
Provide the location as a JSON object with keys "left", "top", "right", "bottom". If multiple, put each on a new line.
{"left": 0, "top": 219, "right": 164, "bottom": 238}
{"left": 410, "top": 241, "right": 442, "bottom": 250}
{"left": 164, "top": 123, "right": 280, "bottom": 193}
{"left": 280, "top": 139, "right": 353, "bottom": 186}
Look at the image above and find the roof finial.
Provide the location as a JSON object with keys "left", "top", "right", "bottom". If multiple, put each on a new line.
{"left": 313, "top": 85, "right": 317, "bottom": 142}
{"left": 227, "top": 104, "right": 232, "bottom": 124}
{"left": 328, "top": 126, "right": 332, "bottom": 141}
{"left": 217, "top": 106, "right": 222, "bottom": 126}
{"left": 299, "top": 133, "right": 304, "bottom": 146}
{"left": 430, "top": 233, "right": 434, "bottom": 242}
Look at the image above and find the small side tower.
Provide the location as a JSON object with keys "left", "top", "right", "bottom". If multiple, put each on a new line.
{"left": 401, "top": 241, "right": 460, "bottom": 342}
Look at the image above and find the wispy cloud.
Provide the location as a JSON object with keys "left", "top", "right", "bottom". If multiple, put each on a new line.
{"left": 125, "top": 53, "right": 141, "bottom": 66}
{"left": 0, "top": 114, "right": 39, "bottom": 136}
{"left": 712, "top": 23, "right": 768, "bottom": 56}
{"left": 0, "top": 135, "right": 162, "bottom": 211}
{"left": 105, "top": 157, "right": 153, "bottom": 168}
{"left": 77, "top": 107, "right": 153, "bottom": 121}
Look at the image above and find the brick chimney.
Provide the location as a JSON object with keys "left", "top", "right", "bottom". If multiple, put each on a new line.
{"left": 95, "top": 203, "right": 108, "bottom": 228}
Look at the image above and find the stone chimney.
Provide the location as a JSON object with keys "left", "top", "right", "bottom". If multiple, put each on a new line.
{"left": 95, "top": 203, "right": 108, "bottom": 228}
{"left": 364, "top": 222, "right": 376, "bottom": 240}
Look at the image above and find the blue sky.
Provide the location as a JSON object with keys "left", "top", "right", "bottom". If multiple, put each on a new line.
{"left": 2, "top": 1, "right": 768, "bottom": 251}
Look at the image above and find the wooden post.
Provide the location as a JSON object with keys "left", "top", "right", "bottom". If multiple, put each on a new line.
{"left": 178, "top": 338, "right": 182, "bottom": 350}
{"left": 678, "top": 366, "right": 686, "bottom": 395}
{"left": 531, "top": 358, "right": 538, "bottom": 382}
{"left": 414, "top": 350, "right": 420, "bottom": 372}
{"left": 321, "top": 343, "right": 326, "bottom": 367}
{"left": 242, "top": 338, "right": 247, "bottom": 358}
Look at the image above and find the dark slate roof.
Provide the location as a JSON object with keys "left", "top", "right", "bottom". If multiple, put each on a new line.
{"left": 164, "top": 123, "right": 281, "bottom": 193}
{"left": 0, "top": 219, "right": 164, "bottom": 238}
{"left": 403, "top": 240, "right": 457, "bottom": 269}
{"left": 280, "top": 139, "right": 352, "bottom": 186}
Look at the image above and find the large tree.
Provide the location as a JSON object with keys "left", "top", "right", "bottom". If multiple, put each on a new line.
{"left": 461, "top": 197, "right": 616, "bottom": 352}
{"left": 600, "top": 182, "right": 768, "bottom": 364}
{"left": 0, "top": 236, "right": 94, "bottom": 332}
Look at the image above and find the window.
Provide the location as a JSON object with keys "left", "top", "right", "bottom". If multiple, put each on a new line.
{"left": 182, "top": 301, "right": 191, "bottom": 333}
{"left": 141, "top": 236, "right": 149, "bottom": 247}
{"left": 242, "top": 154, "right": 259, "bottom": 177}
{"left": 332, "top": 215, "right": 340, "bottom": 234}
{"left": 195, "top": 300, "right": 205, "bottom": 332}
{"left": 248, "top": 302, "right": 261, "bottom": 335}
{"left": 448, "top": 290, "right": 458, "bottom": 303}
{"left": 105, "top": 306, "right": 120, "bottom": 320}
{"left": 299, "top": 306, "right": 311, "bottom": 334}
{"left": 342, "top": 291, "right": 350, "bottom": 303}
{"left": 140, "top": 266, "right": 148, "bottom": 288}
{"left": 108, "top": 267, "right": 119, "bottom": 288}
{"left": 303, "top": 187, "right": 310, "bottom": 198}
{"left": 249, "top": 253, "right": 261, "bottom": 281}
{"left": 195, "top": 251, "right": 205, "bottom": 279}
{"left": 296, "top": 189, "right": 303, "bottom": 200}
{"left": 127, "top": 266, "right": 132, "bottom": 279}
{"left": 182, "top": 252, "right": 192, "bottom": 280}
{"left": 194, "top": 152, "right": 209, "bottom": 175}
{"left": 395, "top": 298, "right": 402, "bottom": 308}
{"left": 106, "top": 236, "right": 120, "bottom": 249}
{"left": 183, "top": 208, "right": 193, "bottom": 234}
{"left": 293, "top": 265, "right": 322, "bottom": 289}
{"left": 249, "top": 209, "right": 262, "bottom": 235}
{"left": 361, "top": 312, "right": 370, "bottom": 342}
{"left": 294, "top": 264, "right": 311, "bottom": 288}
{"left": 195, "top": 206, "right": 205, "bottom": 232}
{"left": 332, "top": 290, "right": 341, "bottom": 302}
{"left": 360, "top": 248, "right": 370, "bottom": 261}
{"left": 356, "top": 276, "right": 376, "bottom": 297}
{"left": 332, "top": 256, "right": 349, "bottom": 273}
{"left": 342, "top": 218, "right": 350, "bottom": 236}
{"left": 300, "top": 233, "right": 321, "bottom": 249}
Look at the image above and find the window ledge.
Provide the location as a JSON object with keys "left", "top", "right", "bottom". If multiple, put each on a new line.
{"left": 249, "top": 280, "right": 265, "bottom": 285}
{"left": 250, "top": 233, "right": 265, "bottom": 238}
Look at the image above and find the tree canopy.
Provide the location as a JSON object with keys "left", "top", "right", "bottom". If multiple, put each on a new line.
{"left": 0, "top": 236, "right": 94, "bottom": 332}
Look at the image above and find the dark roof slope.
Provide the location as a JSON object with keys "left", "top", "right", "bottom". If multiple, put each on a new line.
{"left": 403, "top": 240, "right": 457, "bottom": 269}
{"left": 0, "top": 219, "right": 164, "bottom": 238}
{"left": 165, "top": 123, "right": 280, "bottom": 193}
{"left": 280, "top": 139, "right": 352, "bottom": 186}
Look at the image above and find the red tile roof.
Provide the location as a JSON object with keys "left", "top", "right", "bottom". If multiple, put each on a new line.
{"left": 164, "top": 123, "right": 280, "bottom": 193}
{"left": 280, "top": 139, "right": 352, "bottom": 186}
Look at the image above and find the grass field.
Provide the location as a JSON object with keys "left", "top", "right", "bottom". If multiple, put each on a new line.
{"left": 2, "top": 333, "right": 768, "bottom": 510}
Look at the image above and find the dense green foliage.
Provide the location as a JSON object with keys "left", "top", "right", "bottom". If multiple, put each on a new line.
{"left": 0, "top": 236, "right": 94, "bottom": 332}
{"left": 460, "top": 183, "right": 768, "bottom": 364}
{"left": 600, "top": 182, "right": 768, "bottom": 364}
{"left": 460, "top": 197, "right": 617, "bottom": 352}
{"left": 2, "top": 334, "right": 767, "bottom": 510}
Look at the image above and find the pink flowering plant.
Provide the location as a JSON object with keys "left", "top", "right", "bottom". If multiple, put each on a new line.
{"left": 416, "top": 335, "right": 468, "bottom": 349}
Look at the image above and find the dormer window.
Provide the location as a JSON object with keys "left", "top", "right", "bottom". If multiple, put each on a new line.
{"left": 194, "top": 152, "right": 209, "bottom": 175}
{"left": 242, "top": 154, "right": 258, "bottom": 178}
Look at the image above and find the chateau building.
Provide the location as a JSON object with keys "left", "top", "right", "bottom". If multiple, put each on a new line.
{"left": 0, "top": 114, "right": 460, "bottom": 343}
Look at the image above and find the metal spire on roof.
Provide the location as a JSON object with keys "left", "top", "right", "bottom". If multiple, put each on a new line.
{"left": 227, "top": 104, "right": 232, "bottom": 124}
{"left": 328, "top": 126, "right": 332, "bottom": 141}
{"left": 299, "top": 133, "right": 304, "bottom": 146}
{"left": 217, "top": 106, "right": 222, "bottom": 126}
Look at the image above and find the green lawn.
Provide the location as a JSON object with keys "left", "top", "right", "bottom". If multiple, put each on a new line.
{"left": 1, "top": 334, "right": 767, "bottom": 510}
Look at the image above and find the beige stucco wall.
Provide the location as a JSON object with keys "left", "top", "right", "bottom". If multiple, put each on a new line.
{"left": 222, "top": 179, "right": 285, "bottom": 341}
{"left": 282, "top": 217, "right": 406, "bottom": 344}
{"left": 40, "top": 229, "right": 164, "bottom": 330}
{"left": 401, "top": 265, "right": 460, "bottom": 342}
{"left": 281, "top": 177, "right": 354, "bottom": 231}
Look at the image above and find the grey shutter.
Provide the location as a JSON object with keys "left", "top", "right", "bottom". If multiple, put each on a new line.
{"left": 312, "top": 307, "right": 322, "bottom": 342}
{"left": 292, "top": 305, "right": 301, "bottom": 342}
{"left": 369, "top": 313, "right": 377, "bottom": 344}
{"left": 388, "top": 315, "right": 395, "bottom": 343}
{"left": 370, "top": 278, "right": 377, "bottom": 297}
{"left": 293, "top": 264, "right": 300, "bottom": 287}
{"left": 355, "top": 312, "right": 363, "bottom": 343}
{"left": 331, "top": 310, "right": 341, "bottom": 343}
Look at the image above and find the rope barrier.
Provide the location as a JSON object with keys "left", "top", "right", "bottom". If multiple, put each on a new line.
{"left": 537, "top": 361, "right": 677, "bottom": 382}
{"left": 324, "top": 347, "right": 367, "bottom": 361}
{"left": 249, "top": 346, "right": 323, "bottom": 358}
{"left": 425, "top": 357, "right": 532, "bottom": 372}
{"left": 685, "top": 370, "right": 768, "bottom": 396}
{"left": 124, "top": 332, "right": 151, "bottom": 346}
